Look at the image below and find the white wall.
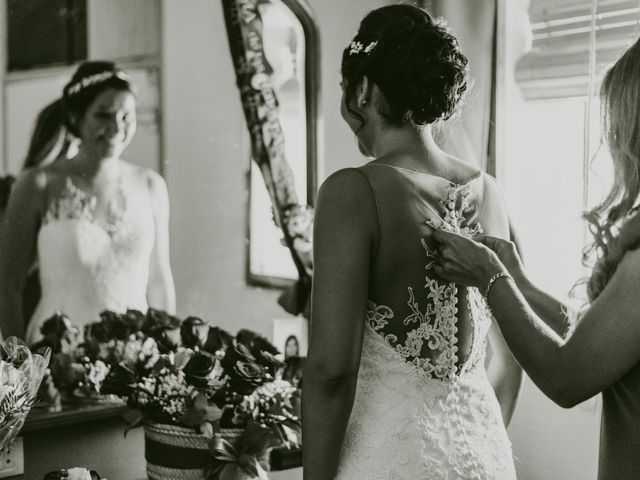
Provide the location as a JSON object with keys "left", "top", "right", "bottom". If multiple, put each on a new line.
{"left": 162, "top": 0, "right": 283, "bottom": 337}
{"left": 310, "top": 0, "right": 388, "bottom": 177}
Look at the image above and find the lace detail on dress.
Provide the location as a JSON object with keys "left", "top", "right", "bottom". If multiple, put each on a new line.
{"left": 425, "top": 182, "right": 483, "bottom": 237}
{"left": 337, "top": 177, "right": 516, "bottom": 480}
{"left": 367, "top": 183, "right": 486, "bottom": 381}
{"left": 27, "top": 174, "right": 154, "bottom": 344}
{"left": 44, "top": 177, "right": 126, "bottom": 236}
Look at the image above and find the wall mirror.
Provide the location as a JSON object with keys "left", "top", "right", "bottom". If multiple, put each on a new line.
{"left": 242, "top": 0, "right": 320, "bottom": 287}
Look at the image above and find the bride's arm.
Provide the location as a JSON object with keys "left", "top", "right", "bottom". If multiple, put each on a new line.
{"left": 146, "top": 171, "right": 176, "bottom": 314}
{"left": 0, "top": 170, "right": 44, "bottom": 339}
{"left": 302, "top": 169, "right": 377, "bottom": 480}
{"left": 479, "top": 176, "right": 522, "bottom": 426}
{"left": 487, "top": 323, "right": 522, "bottom": 426}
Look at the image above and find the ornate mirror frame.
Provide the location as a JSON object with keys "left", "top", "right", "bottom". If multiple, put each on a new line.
{"left": 222, "top": 0, "right": 320, "bottom": 312}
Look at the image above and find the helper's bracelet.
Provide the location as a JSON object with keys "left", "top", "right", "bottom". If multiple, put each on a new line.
{"left": 484, "top": 272, "right": 514, "bottom": 299}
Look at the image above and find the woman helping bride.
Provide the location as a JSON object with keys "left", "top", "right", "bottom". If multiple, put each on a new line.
{"left": 431, "top": 36, "right": 640, "bottom": 480}
{"left": 0, "top": 61, "right": 175, "bottom": 342}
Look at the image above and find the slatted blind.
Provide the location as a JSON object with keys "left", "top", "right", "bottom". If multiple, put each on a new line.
{"left": 516, "top": 0, "right": 640, "bottom": 100}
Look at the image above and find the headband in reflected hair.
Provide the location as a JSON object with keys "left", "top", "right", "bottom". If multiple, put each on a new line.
{"left": 66, "top": 71, "right": 130, "bottom": 96}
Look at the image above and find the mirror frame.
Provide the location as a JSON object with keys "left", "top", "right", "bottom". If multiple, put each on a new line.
{"left": 241, "top": 0, "right": 321, "bottom": 289}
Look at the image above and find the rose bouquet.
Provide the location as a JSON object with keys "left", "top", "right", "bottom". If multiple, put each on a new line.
{"left": 31, "top": 309, "right": 301, "bottom": 479}
{"left": 0, "top": 337, "right": 51, "bottom": 450}
{"left": 102, "top": 327, "right": 301, "bottom": 479}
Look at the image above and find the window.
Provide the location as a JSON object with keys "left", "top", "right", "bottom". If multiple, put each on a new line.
{"left": 506, "top": 0, "right": 639, "bottom": 302}
{"left": 7, "top": 0, "right": 88, "bottom": 72}
{"left": 503, "top": 2, "right": 640, "bottom": 479}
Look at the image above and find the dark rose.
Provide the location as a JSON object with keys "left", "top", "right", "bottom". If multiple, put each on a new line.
{"left": 201, "top": 326, "right": 233, "bottom": 354}
{"left": 236, "top": 329, "right": 280, "bottom": 358}
{"left": 143, "top": 308, "right": 182, "bottom": 336}
{"left": 123, "top": 309, "right": 146, "bottom": 331}
{"left": 85, "top": 311, "right": 133, "bottom": 342}
{"left": 183, "top": 351, "right": 217, "bottom": 388}
{"left": 234, "top": 329, "right": 282, "bottom": 375}
{"left": 84, "top": 321, "right": 109, "bottom": 343}
{"left": 101, "top": 363, "right": 138, "bottom": 397}
{"left": 39, "top": 311, "right": 72, "bottom": 338}
{"left": 31, "top": 312, "right": 76, "bottom": 355}
{"left": 180, "top": 316, "right": 208, "bottom": 349}
{"left": 99, "top": 311, "right": 131, "bottom": 340}
{"left": 230, "top": 361, "right": 267, "bottom": 395}
{"left": 220, "top": 342, "right": 256, "bottom": 376}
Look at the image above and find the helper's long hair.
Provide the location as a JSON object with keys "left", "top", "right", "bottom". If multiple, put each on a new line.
{"left": 582, "top": 38, "right": 640, "bottom": 302}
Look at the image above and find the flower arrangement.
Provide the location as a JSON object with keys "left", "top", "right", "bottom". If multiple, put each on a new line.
{"left": 109, "top": 333, "right": 301, "bottom": 478}
{"left": 0, "top": 337, "right": 50, "bottom": 450}
{"left": 33, "top": 309, "right": 301, "bottom": 479}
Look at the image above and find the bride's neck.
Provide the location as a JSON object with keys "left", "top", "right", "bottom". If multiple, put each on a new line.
{"left": 369, "top": 124, "right": 441, "bottom": 160}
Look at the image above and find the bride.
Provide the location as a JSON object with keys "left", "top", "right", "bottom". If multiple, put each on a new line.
{"left": 302, "top": 5, "right": 533, "bottom": 480}
{"left": 0, "top": 61, "right": 176, "bottom": 342}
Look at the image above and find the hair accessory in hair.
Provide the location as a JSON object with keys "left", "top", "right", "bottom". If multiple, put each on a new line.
{"left": 349, "top": 40, "right": 378, "bottom": 56}
{"left": 66, "top": 71, "right": 129, "bottom": 96}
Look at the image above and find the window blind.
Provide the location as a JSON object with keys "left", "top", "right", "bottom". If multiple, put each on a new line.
{"left": 516, "top": 0, "right": 640, "bottom": 100}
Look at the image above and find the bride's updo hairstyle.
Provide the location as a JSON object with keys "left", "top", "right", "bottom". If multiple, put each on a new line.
{"left": 62, "top": 61, "right": 135, "bottom": 137}
{"left": 341, "top": 4, "right": 468, "bottom": 127}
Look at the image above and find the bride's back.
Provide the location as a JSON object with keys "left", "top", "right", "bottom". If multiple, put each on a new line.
{"left": 359, "top": 161, "right": 507, "bottom": 379}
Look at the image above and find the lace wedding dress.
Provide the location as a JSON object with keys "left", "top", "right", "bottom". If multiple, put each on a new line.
{"left": 335, "top": 164, "right": 517, "bottom": 480}
{"left": 25, "top": 176, "right": 155, "bottom": 343}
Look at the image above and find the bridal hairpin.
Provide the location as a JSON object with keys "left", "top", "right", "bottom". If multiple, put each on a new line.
{"left": 349, "top": 40, "right": 378, "bottom": 56}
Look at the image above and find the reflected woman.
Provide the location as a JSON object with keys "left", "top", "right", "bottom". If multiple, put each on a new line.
{"left": 0, "top": 61, "right": 176, "bottom": 342}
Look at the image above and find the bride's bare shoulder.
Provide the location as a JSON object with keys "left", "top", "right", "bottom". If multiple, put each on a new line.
{"left": 440, "top": 153, "right": 483, "bottom": 184}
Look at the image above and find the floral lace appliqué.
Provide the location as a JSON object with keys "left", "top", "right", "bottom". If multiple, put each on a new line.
{"left": 44, "top": 177, "right": 126, "bottom": 236}
{"left": 367, "top": 183, "right": 484, "bottom": 381}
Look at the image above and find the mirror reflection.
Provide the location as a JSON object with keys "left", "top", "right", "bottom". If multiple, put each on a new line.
{"left": 0, "top": 62, "right": 173, "bottom": 342}
{"left": 0, "top": 2, "right": 315, "bottom": 476}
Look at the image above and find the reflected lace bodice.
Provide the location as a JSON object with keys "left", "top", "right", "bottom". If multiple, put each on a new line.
{"left": 335, "top": 167, "right": 516, "bottom": 480}
{"left": 26, "top": 177, "right": 155, "bottom": 343}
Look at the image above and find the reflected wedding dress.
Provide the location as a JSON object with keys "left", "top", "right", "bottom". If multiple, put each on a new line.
{"left": 335, "top": 164, "right": 517, "bottom": 480}
{"left": 26, "top": 176, "right": 155, "bottom": 343}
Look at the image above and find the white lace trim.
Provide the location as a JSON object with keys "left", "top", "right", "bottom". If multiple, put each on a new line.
{"left": 44, "top": 177, "right": 127, "bottom": 236}
{"left": 366, "top": 183, "right": 488, "bottom": 381}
